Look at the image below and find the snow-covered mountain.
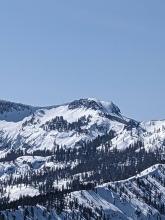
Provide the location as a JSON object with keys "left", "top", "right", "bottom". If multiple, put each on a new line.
{"left": 0, "top": 98, "right": 164, "bottom": 155}
{"left": 1, "top": 98, "right": 165, "bottom": 219}
{"left": 0, "top": 98, "right": 126, "bottom": 153}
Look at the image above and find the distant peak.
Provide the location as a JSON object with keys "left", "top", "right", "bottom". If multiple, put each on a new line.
{"left": 68, "top": 98, "right": 121, "bottom": 115}
{"left": 0, "top": 99, "right": 31, "bottom": 112}
{"left": 0, "top": 99, "right": 37, "bottom": 122}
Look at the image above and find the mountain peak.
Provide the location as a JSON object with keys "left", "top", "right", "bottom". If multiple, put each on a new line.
{"left": 0, "top": 99, "right": 36, "bottom": 122}
{"left": 68, "top": 98, "right": 121, "bottom": 115}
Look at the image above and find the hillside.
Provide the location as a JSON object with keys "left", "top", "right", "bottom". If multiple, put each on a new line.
{"left": 0, "top": 98, "right": 165, "bottom": 219}
{"left": 1, "top": 164, "right": 165, "bottom": 219}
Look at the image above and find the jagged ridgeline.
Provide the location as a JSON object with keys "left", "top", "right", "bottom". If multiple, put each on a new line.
{"left": 0, "top": 98, "right": 165, "bottom": 219}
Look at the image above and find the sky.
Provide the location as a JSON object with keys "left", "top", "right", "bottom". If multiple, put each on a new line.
{"left": 0, "top": 0, "right": 165, "bottom": 121}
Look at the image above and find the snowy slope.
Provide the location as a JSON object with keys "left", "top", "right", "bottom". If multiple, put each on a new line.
{"left": 69, "top": 164, "right": 165, "bottom": 219}
{"left": 1, "top": 98, "right": 165, "bottom": 219}
{"left": 0, "top": 99, "right": 165, "bottom": 187}
{"left": 1, "top": 164, "right": 165, "bottom": 219}
{"left": 0, "top": 98, "right": 129, "bottom": 155}
{"left": 0, "top": 98, "right": 164, "bottom": 155}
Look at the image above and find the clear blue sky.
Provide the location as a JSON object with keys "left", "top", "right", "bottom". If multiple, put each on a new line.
{"left": 0, "top": 0, "right": 164, "bottom": 120}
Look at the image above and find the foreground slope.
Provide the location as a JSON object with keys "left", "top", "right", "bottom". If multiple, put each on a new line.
{"left": 1, "top": 164, "right": 165, "bottom": 219}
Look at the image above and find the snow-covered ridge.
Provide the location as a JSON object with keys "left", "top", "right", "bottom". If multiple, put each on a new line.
{"left": 0, "top": 98, "right": 165, "bottom": 153}
{"left": 0, "top": 98, "right": 125, "bottom": 153}
{"left": 68, "top": 164, "right": 165, "bottom": 219}
{"left": 0, "top": 98, "right": 121, "bottom": 121}
{"left": 2, "top": 163, "right": 165, "bottom": 219}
